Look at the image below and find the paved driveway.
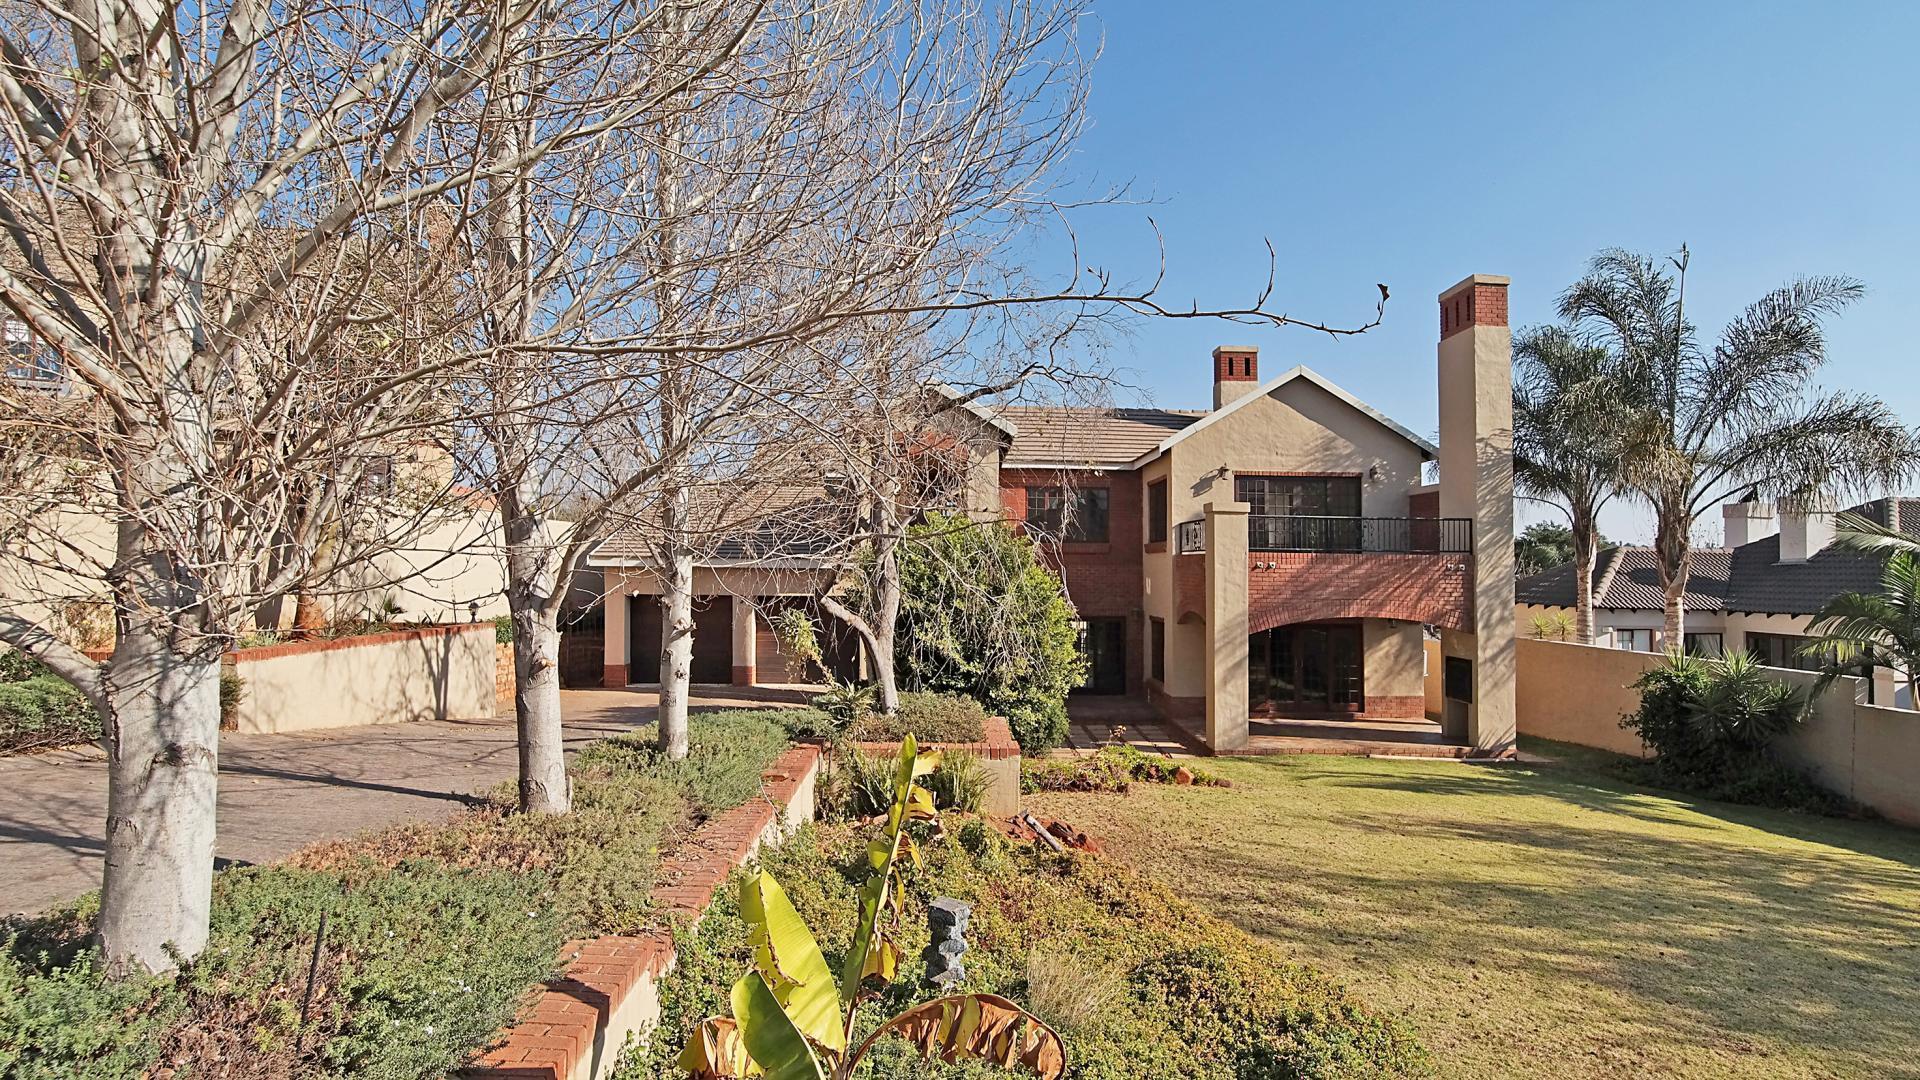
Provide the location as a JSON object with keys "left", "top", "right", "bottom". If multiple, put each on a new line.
{"left": 0, "top": 686, "right": 806, "bottom": 915}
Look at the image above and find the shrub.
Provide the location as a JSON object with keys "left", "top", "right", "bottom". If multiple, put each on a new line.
{"left": 769, "top": 607, "right": 823, "bottom": 682}
{"left": 1022, "top": 744, "right": 1226, "bottom": 794}
{"left": 294, "top": 711, "right": 794, "bottom": 935}
{"left": 220, "top": 668, "right": 246, "bottom": 729}
{"left": 821, "top": 745, "right": 988, "bottom": 819}
{"left": 923, "top": 750, "right": 989, "bottom": 815}
{"left": 887, "top": 514, "right": 1086, "bottom": 755}
{"left": 1623, "top": 651, "right": 1844, "bottom": 813}
{"left": 0, "top": 863, "right": 564, "bottom": 1080}
{"left": 620, "top": 821, "right": 1427, "bottom": 1080}
{"left": 0, "top": 674, "right": 101, "bottom": 755}
{"left": 811, "top": 679, "right": 876, "bottom": 732}
{"left": 493, "top": 615, "right": 514, "bottom": 644}
{"left": 846, "top": 691, "right": 989, "bottom": 744}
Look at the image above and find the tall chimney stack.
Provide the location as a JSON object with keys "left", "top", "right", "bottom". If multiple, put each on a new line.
{"left": 1722, "top": 497, "right": 1777, "bottom": 548}
{"left": 1435, "top": 274, "right": 1515, "bottom": 757}
{"left": 1212, "top": 346, "right": 1260, "bottom": 410}
{"left": 1776, "top": 495, "right": 1836, "bottom": 563}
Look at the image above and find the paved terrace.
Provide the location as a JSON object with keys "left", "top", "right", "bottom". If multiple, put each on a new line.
{"left": 0, "top": 687, "right": 805, "bottom": 916}
{"left": 1064, "top": 696, "right": 1490, "bottom": 759}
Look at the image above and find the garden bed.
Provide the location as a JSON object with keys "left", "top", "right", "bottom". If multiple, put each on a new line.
{"left": 0, "top": 711, "right": 799, "bottom": 1078}
{"left": 615, "top": 818, "right": 1429, "bottom": 1079}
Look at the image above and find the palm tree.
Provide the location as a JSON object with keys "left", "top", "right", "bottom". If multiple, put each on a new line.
{"left": 1557, "top": 248, "right": 1920, "bottom": 643}
{"left": 1801, "top": 550, "right": 1920, "bottom": 706}
{"left": 1512, "top": 325, "right": 1632, "bottom": 643}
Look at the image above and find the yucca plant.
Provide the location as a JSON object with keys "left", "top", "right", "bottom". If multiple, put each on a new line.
{"left": 677, "top": 736, "right": 1065, "bottom": 1080}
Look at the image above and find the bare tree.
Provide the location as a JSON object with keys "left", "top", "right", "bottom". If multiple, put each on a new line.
{"left": 0, "top": 0, "right": 739, "bottom": 971}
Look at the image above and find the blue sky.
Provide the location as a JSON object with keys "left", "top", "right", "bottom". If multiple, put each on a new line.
{"left": 1043, "top": 2, "right": 1920, "bottom": 543}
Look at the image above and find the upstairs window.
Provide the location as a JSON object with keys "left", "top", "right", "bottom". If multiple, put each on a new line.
{"left": 1026, "top": 486, "right": 1109, "bottom": 543}
{"left": 4, "top": 320, "right": 63, "bottom": 389}
{"left": 1147, "top": 479, "right": 1168, "bottom": 544}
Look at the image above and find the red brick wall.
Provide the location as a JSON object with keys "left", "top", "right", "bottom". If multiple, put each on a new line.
{"left": 1246, "top": 553, "right": 1472, "bottom": 632}
{"left": 1174, "top": 553, "right": 1205, "bottom": 623}
{"left": 1439, "top": 281, "right": 1509, "bottom": 339}
{"left": 1000, "top": 468, "right": 1145, "bottom": 694}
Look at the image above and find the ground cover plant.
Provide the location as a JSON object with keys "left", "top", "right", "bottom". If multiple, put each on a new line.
{"left": 0, "top": 712, "right": 794, "bottom": 1077}
{"left": 845, "top": 692, "right": 990, "bottom": 745}
{"left": 0, "top": 651, "right": 101, "bottom": 755}
{"left": 1028, "top": 745, "right": 1920, "bottom": 1079}
{"left": 622, "top": 818, "right": 1428, "bottom": 1079}
{"left": 1022, "top": 743, "right": 1227, "bottom": 794}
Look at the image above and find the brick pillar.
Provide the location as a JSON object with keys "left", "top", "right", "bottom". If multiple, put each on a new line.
{"left": 730, "top": 596, "right": 757, "bottom": 687}
{"left": 1437, "top": 273, "right": 1516, "bottom": 755}
{"left": 1204, "top": 501, "right": 1250, "bottom": 752}
{"left": 602, "top": 585, "right": 628, "bottom": 687}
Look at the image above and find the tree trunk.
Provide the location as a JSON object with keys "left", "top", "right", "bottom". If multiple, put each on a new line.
{"left": 657, "top": 544, "right": 695, "bottom": 759}
{"left": 1570, "top": 507, "right": 1598, "bottom": 645}
{"left": 1653, "top": 509, "right": 1691, "bottom": 648}
{"left": 97, "top": 621, "right": 222, "bottom": 975}
{"left": 868, "top": 530, "right": 902, "bottom": 714}
{"left": 511, "top": 610, "right": 568, "bottom": 813}
{"left": 501, "top": 501, "right": 569, "bottom": 814}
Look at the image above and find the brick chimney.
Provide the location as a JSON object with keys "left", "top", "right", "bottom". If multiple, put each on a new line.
{"left": 1212, "top": 345, "right": 1259, "bottom": 410}
{"left": 1435, "top": 273, "right": 1515, "bottom": 757}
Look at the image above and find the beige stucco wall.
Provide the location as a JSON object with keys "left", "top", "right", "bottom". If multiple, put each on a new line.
{"left": 1514, "top": 638, "right": 1657, "bottom": 757}
{"left": 1363, "top": 620, "right": 1426, "bottom": 702}
{"left": 1162, "top": 377, "right": 1426, "bottom": 532}
{"left": 335, "top": 503, "right": 512, "bottom": 624}
{"left": 1423, "top": 637, "right": 1442, "bottom": 719}
{"left": 1514, "top": 639, "right": 1920, "bottom": 824}
{"left": 230, "top": 624, "right": 496, "bottom": 735}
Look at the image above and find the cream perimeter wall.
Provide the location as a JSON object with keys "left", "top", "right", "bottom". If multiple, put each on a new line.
{"left": 230, "top": 624, "right": 497, "bottom": 735}
{"left": 1513, "top": 637, "right": 1920, "bottom": 825}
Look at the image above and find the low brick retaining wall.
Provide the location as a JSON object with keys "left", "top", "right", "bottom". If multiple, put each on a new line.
{"left": 463, "top": 745, "right": 822, "bottom": 1080}
{"left": 851, "top": 715, "right": 1022, "bottom": 817}
{"left": 227, "top": 623, "right": 497, "bottom": 735}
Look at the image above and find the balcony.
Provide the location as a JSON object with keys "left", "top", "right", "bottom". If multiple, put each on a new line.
{"left": 1176, "top": 515, "right": 1472, "bottom": 555}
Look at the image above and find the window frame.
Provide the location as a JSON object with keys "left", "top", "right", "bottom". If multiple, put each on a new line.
{"left": 1147, "top": 479, "right": 1169, "bottom": 545}
{"left": 1613, "top": 628, "right": 1654, "bottom": 653}
{"left": 1025, "top": 485, "right": 1110, "bottom": 543}
{"left": 1149, "top": 616, "right": 1166, "bottom": 683}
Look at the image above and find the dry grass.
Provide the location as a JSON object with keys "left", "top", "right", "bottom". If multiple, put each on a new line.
{"left": 1029, "top": 739, "right": 1920, "bottom": 1080}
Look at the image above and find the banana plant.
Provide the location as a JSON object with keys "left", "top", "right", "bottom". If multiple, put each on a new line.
{"left": 678, "top": 736, "right": 1067, "bottom": 1080}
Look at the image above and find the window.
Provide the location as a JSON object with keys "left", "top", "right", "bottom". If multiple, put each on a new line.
{"left": 1613, "top": 628, "right": 1654, "bottom": 652}
{"left": 1147, "top": 479, "right": 1168, "bottom": 545}
{"left": 1235, "top": 474, "right": 1362, "bottom": 550}
{"left": 1025, "top": 486, "right": 1109, "bottom": 542}
{"left": 4, "top": 320, "right": 62, "bottom": 389}
{"left": 1746, "top": 632, "right": 1824, "bottom": 672}
{"left": 1682, "top": 632, "right": 1724, "bottom": 658}
{"left": 1150, "top": 616, "right": 1165, "bottom": 683}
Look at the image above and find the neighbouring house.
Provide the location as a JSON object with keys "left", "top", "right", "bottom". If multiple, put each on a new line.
{"left": 589, "top": 274, "right": 1520, "bottom": 756}
{"left": 1516, "top": 495, "right": 1920, "bottom": 708}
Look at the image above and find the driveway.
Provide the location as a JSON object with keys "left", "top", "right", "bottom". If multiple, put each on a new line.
{"left": 0, "top": 686, "right": 807, "bottom": 916}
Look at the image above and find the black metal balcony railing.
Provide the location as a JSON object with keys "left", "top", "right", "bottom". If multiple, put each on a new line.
{"left": 1175, "top": 515, "right": 1473, "bottom": 555}
{"left": 1175, "top": 518, "right": 1207, "bottom": 554}
{"left": 1251, "top": 515, "right": 1472, "bottom": 553}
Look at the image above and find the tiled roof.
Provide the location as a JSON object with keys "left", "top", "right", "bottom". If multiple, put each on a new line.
{"left": 589, "top": 484, "right": 851, "bottom": 567}
{"left": 1516, "top": 497, "right": 1920, "bottom": 616}
{"left": 1517, "top": 546, "right": 1734, "bottom": 610}
{"left": 996, "top": 406, "right": 1203, "bottom": 467}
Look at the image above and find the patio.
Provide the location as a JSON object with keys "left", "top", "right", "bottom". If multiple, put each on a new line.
{"left": 1064, "top": 696, "right": 1488, "bottom": 759}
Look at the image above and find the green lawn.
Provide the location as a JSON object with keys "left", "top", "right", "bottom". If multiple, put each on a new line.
{"left": 1028, "top": 740, "right": 1920, "bottom": 1080}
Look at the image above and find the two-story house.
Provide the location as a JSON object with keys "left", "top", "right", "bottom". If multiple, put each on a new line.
{"left": 590, "top": 274, "right": 1519, "bottom": 756}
